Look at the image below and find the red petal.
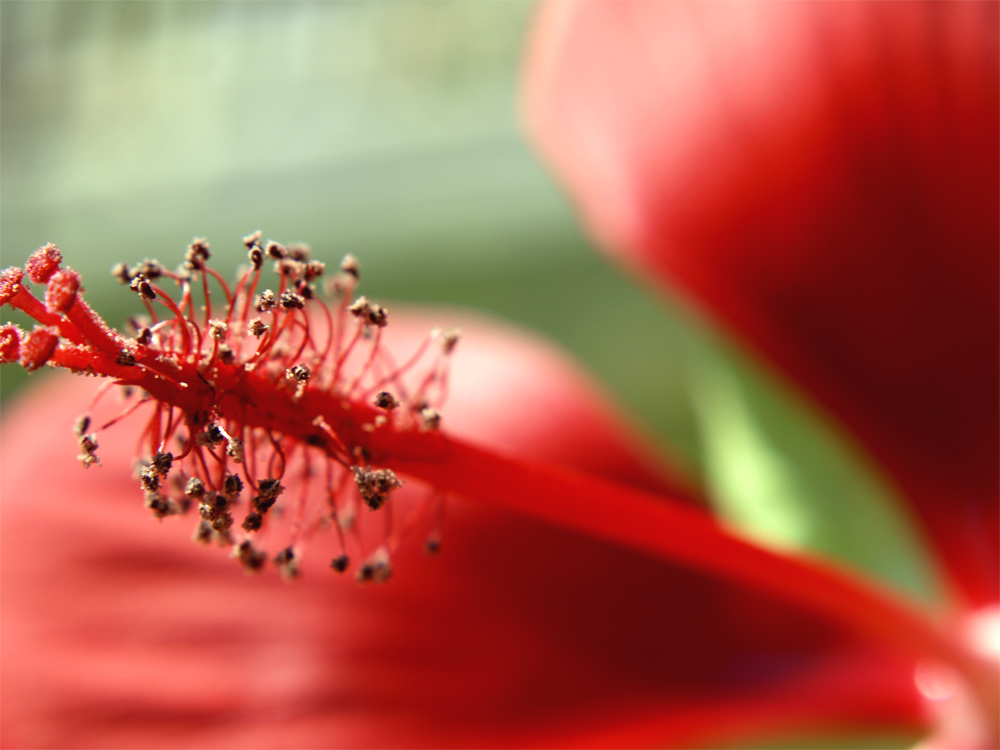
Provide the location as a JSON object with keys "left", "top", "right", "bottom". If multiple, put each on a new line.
{"left": 524, "top": 1, "right": 999, "bottom": 605}
{"left": 1, "top": 314, "right": 924, "bottom": 747}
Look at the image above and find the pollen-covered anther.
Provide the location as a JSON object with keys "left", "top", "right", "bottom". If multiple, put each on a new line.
{"left": 421, "top": 407, "right": 442, "bottom": 431}
{"left": 208, "top": 319, "right": 227, "bottom": 340}
{"left": 303, "top": 260, "right": 325, "bottom": 281}
{"left": 152, "top": 451, "right": 173, "bottom": 476}
{"left": 286, "top": 364, "right": 310, "bottom": 383}
{"left": 340, "top": 254, "right": 360, "bottom": 280}
{"left": 225, "top": 436, "right": 245, "bottom": 464}
{"left": 234, "top": 540, "right": 266, "bottom": 573}
{"left": 330, "top": 554, "right": 350, "bottom": 574}
{"left": 353, "top": 466, "right": 403, "bottom": 511}
{"left": 255, "top": 289, "right": 277, "bottom": 313}
{"left": 273, "top": 547, "right": 300, "bottom": 580}
{"left": 248, "top": 246, "right": 264, "bottom": 271}
{"left": 441, "top": 327, "right": 461, "bottom": 355}
{"left": 265, "top": 241, "right": 287, "bottom": 260}
{"left": 73, "top": 415, "right": 91, "bottom": 437}
{"left": 243, "top": 230, "right": 263, "bottom": 250}
{"left": 196, "top": 423, "right": 225, "bottom": 447}
{"left": 0, "top": 324, "right": 22, "bottom": 364}
{"left": 77, "top": 433, "right": 100, "bottom": 468}
{"left": 356, "top": 546, "right": 392, "bottom": 584}
{"left": 288, "top": 243, "right": 311, "bottom": 262}
{"left": 184, "top": 238, "right": 211, "bottom": 270}
{"left": 223, "top": 473, "right": 244, "bottom": 499}
{"left": 241, "top": 511, "right": 263, "bottom": 532}
{"left": 248, "top": 318, "right": 268, "bottom": 338}
{"left": 254, "top": 478, "right": 284, "bottom": 514}
{"left": 199, "top": 491, "right": 233, "bottom": 533}
{"left": 25, "top": 243, "right": 63, "bottom": 283}
{"left": 349, "top": 296, "right": 388, "bottom": 328}
{"left": 130, "top": 274, "right": 155, "bottom": 301}
{"left": 185, "top": 477, "right": 206, "bottom": 500}
{"left": 110, "top": 262, "right": 133, "bottom": 285}
{"left": 139, "top": 466, "right": 160, "bottom": 492}
{"left": 116, "top": 349, "right": 137, "bottom": 367}
{"left": 280, "top": 290, "right": 305, "bottom": 310}
{"left": 374, "top": 391, "right": 400, "bottom": 410}
{"left": 20, "top": 326, "right": 60, "bottom": 372}
{"left": 144, "top": 492, "right": 171, "bottom": 519}
{"left": 134, "top": 259, "right": 164, "bottom": 281}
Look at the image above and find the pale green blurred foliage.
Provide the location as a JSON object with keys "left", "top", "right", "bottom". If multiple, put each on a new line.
{"left": 0, "top": 1, "right": 943, "bottom": 608}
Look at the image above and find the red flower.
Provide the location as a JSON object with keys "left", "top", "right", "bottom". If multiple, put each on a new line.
{"left": 1, "top": 3, "right": 997, "bottom": 748}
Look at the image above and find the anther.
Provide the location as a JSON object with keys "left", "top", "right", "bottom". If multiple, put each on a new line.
{"left": 441, "top": 327, "right": 461, "bottom": 355}
{"left": 304, "top": 260, "right": 325, "bottom": 281}
{"left": 273, "top": 547, "right": 299, "bottom": 580}
{"left": 139, "top": 466, "right": 160, "bottom": 492}
{"left": 145, "top": 492, "right": 172, "bottom": 519}
{"left": 421, "top": 407, "right": 441, "bottom": 431}
{"left": 331, "top": 554, "right": 350, "bottom": 573}
{"left": 134, "top": 259, "right": 164, "bottom": 280}
{"left": 78, "top": 433, "right": 100, "bottom": 468}
{"left": 248, "top": 246, "right": 263, "bottom": 271}
{"left": 225, "top": 436, "right": 244, "bottom": 464}
{"left": 265, "top": 241, "right": 287, "bottom": 260}
{"left": 248, "top": 318, "right": 268, "bottom": 338}
{"left": 152, "top": 451, "right": 173, "bottom": 475}
{"left": 73, "top": 415, "right": 91, "bottom": 437}
{"left": 287, "top": 243, "right": 311, "bottom": 261}
{"left": 185, "top": 477, "right": 206, "bottom": 499}
{"left": 117, "top": 349, "right": 137, "bottom": 367}
{"left": 223, "top": 473, "right": 244, "bottom": 498}
{"left": 185, "top": 238, "right": 211, "bottom": 270}
{"left": 352, "top": 466, "right": 403, "bottom": 511}
{"left": 286, "top": 364, "right": 310, "bottom": 383}
{"left": 374, "top": 391, "right": 400, "bottom": 410}
{"left": 25, "top": 243, "right": 63, "bottom": 283}
{"left": 241, "top": 511, "right": 263, "bottom": 532}
{"left": 208, "top": 319, "right": 227, "bottom": 340}
{"left": 254, "top": 478, "right": 284, "bottom": 514}
{"left": 130, "top": 275, "right": 155, "bottom": 301}
{"left": 111, "top": 262, "right": 133, "bottom": 285}
{"left": 279, "top": 290, "right": 305, "bottom": 310}
{"left": 255, "top": 289, "right": 277, "bottom": 313}
{"left": 356, "top": 547, "right": 392, "bottom": 584}
{"left": 192, "top": 521, "right": 213, "bottom": 545}
{"left": 340, "top": 254, "right": 360, "bottom": 280}
{"left": 234, "top": 540, "right": 266, "bottom": 573}
{"left": 243, "top": 230, "right": 263, "bottom": 250}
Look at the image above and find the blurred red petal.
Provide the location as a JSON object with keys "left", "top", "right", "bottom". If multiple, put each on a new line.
{"left": 1, "top": 311, "right": 923, "bottom": 748}
{"left": 524, "top": 0, "right": 999, "bottom": 605}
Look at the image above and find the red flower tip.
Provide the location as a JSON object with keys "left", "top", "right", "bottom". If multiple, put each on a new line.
{"left": 44, "top": 267, "right": 80, "bottom": 315}
{"left": 24, "top": 242, "right": 62, "bottom": 283}
{"left": 4, "top": 235, "right": 462, "bottom": 582}
{"left": 0, "top": 266, "right": 25, "bottom": 306}
{"left": 19, "top": 325, "right": 59, "bottom": 372}
{"left": 0, "top": 323, "right": 22, "bottom": 363}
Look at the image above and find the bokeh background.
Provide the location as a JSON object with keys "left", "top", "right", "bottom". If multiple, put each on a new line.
{"left": 0, "top": 2, "right": 942, "bottom": 612}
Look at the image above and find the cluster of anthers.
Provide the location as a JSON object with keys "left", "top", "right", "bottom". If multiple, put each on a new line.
{"left": 0, "top": 234, "right": 459, "bottom": 582}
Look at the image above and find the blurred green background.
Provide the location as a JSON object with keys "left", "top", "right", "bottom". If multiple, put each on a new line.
{"left": 0, "top": 1, "right": 945, "bottom": 610}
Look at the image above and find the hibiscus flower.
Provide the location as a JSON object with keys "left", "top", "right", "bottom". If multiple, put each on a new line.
{"left": 1, "top": 3, "right": 996, "bottom": 750}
